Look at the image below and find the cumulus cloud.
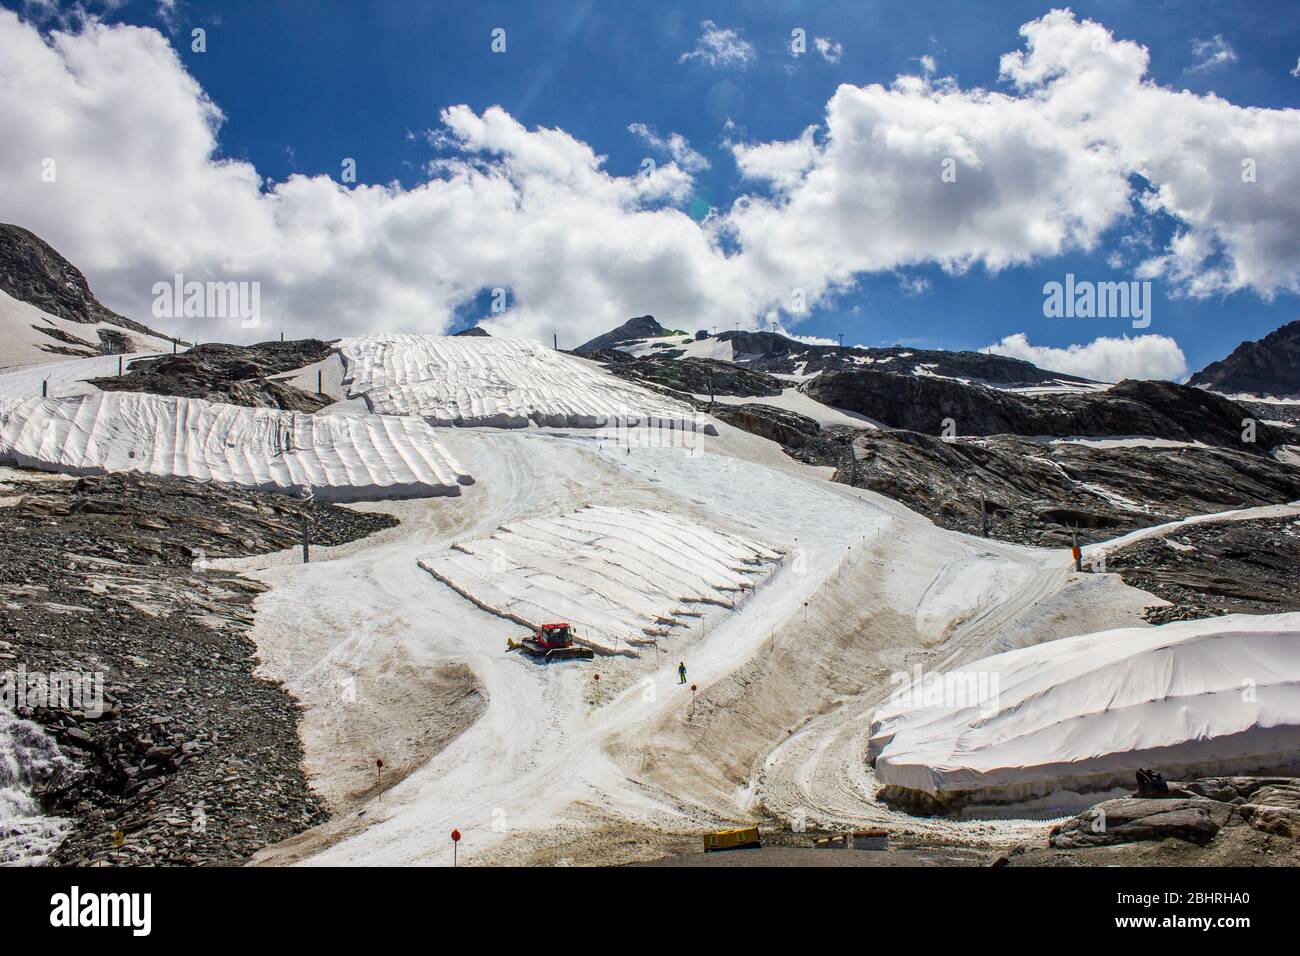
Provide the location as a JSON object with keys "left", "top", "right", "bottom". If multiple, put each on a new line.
{"left": 815, "top": 37, "right": 843, "bottom": 64}
{"left": 679, "top": 20, "right": 754, "bottom": 69}
{"left": 627, "top": 123, "right": 710, "bottom": 173}
{"left": 2, "top": 8, "right": 1298, "bottom": 349}
{"left": 1187, "top": 34, "right": 1237, "bottom": 73}
{"left": 984, "top": 333, "right": 1189, "bottom": 382}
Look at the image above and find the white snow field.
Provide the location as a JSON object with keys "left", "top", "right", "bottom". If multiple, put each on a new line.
{"left": 339, "top": 333, "right": 717, "bottom": 432}
{"left": 420, "top": 505, "right": 782, "bottom": 654}
{"left": 0, "top": 392, "right": 472, "bottom": 501}
{"left": 870, "top": 613, "right": 1300, "bottom": 808}
{"left": 0, "top": 288, "right": 177, "bottom": 372}
{"left": 0, "top": 351, "right": 161, "bottom": 399}
{"left": 224, "top": 409, "right": 1159, "bottom": 867}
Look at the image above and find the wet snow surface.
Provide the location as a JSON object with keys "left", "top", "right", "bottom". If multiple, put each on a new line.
{"left": 341, "top": 333, "right": 716, "bottom": 431}
{"left": 0, "top": 392, "right": 472, "bottom": 501}
{"left": 420, "top": 505, "right": 782, "bottom": 653}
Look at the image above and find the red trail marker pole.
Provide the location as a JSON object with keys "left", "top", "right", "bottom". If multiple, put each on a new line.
{"left": 451, "top": 828, "right": 461, "bottom": 867}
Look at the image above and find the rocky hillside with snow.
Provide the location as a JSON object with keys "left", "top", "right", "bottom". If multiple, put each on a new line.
{"left": 0, "top": 224, "right": 179, "bottom": 366}
{"left": 1190, "top": 319, "right": 1300, "bottom": 400}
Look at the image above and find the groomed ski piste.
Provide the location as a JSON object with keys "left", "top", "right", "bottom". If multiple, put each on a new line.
{"left": 340, "top": 333, "right": 718, "bottom": 432}
{"left": 419, "top": 505, "right": 783, "bottom": 654}
{"left": 0, "top": 391, "right": 473, "bottom": 501}
{"left": 869, "top": 613, "right": 1300, "bottom": 808}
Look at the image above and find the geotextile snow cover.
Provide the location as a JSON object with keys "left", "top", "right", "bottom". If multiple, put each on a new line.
{"left": 0, "top": 392, "right": 473, "bottom": 501}
{"left": 340, "top": 333, "right": 718, "bottom": 432}
{"left": 870, "top": 613, "right": 1300, "bottom": 804}
{"left": 420, "top": 505, "right": 782, "bottom": 653}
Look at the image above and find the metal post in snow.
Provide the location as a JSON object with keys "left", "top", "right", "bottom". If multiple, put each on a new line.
{"left": 41, "top": 379, "right": 47, "bottom": 398}
{"left": 318, "top": 368, "right": 323, "bottom": 395}
{"left": 1072, "top": 526, "right": 1082, "bottom": 573}
{"left": 301, "top": 514, "right": 310, "bottom": 564}
{"left": 118, "top": 355, "right": 123, "bottom": 377}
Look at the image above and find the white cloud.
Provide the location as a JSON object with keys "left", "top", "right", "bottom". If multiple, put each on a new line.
{"left": 627, "top": 123, "right": 710, "bottom": 173}
{"left": 1187, "top": 34, "right": 1237, "bottom": 73}
{"left": 984, "top": 333, "right": 1189, "bottom": 382}
{"left": 679, "top": 20, "right": 754, "bottom": 69}
{"left": 918, "top": 54, "right": 937, "bottom": 74}
{"left": 814, "top": 37, "right": 842, "bottom": 64}
{"left": 1290, "top": 57, "right": 1299, "bottom": 78}
{"left": 2, "top": 8, "right": 1299, "bottom": 351}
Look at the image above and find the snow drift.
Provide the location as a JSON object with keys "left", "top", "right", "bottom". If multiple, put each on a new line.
{"left": 340, "top": 333, "right": 718, "bottom": 433}
{"left": 0, "top": 392, "right": 473, "bottom": 501}
{"left": 870, "top": 613, "right": 1300, "bottom": 807}
{"left": 420, "top": 505, "right": 782, "bottom": 654}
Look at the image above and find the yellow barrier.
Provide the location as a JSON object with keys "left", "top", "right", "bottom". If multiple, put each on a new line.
{"left": 702, "top": 826, "right": 761, "bottom": 852}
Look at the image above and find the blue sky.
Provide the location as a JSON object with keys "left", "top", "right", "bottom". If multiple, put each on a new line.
{"left": 4, "top": 1, "right": 1299, "bottom": 380}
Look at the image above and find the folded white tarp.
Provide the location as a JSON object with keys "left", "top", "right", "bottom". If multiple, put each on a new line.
{"left": 871, "top": 613, "right": 1300, "bottom": 804}
{"left": 0, "top": 392, "right": 473, "bottom": 502}
{"left": 340, "top": 333, "right": 717, "bottom": 432}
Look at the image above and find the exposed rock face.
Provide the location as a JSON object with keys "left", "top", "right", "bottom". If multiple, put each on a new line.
{"left": 452, "top": 326, "right": 490, "bottom": 337}
{"left": 1190, "top": 319, "right": 1300, "bottom": 399}
{"left": 1050, "top": 777, "right": 1300, "bottom": 849}
{"left": 710, "top": 403, "right": 821, "bottom": 448}
{"left": 786, "top": 427, "right": 1300, "bottom": 547}
{"left": 715, "top": 331, "right": 1091, "bottom": 386}
{"left": 806, "top": 372, "right": 1291, "bottom": 451}
{"left": 1051, "top": 798, "right": 1235, "bottom": 848}
{"left": 1, "top": 470, "right": 399, "bottom": 865}
{"left": 91, "top": 339, "right": 336, "bottom": 411}
{"left": 1093, "top": 515, "right": 1300, "bottom": 623}
{"left": 576, "top": 315, "right": 671, "bottom": 352}
{"left": 0, "top": 223, "right": 166, "bottom": 339}
{"left": 603, "top": 355, "right": 784, "bottom": 398}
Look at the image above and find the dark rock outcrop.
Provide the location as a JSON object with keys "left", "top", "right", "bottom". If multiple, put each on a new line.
{"left": 602, "top": 356, "right": 784, "bottom": 398}
{"left": 2, "top": 470, "right": 398, "bottom": 865}
{"left": 806, "top": 371, "right": 1290, "bottom": 451}
{"left": 790, "top": 427, "right": 1300, "bottom": 547}
{"left": 0, "top": 223, "right": 170, "bottom": 341}
{"left": 1190, "top": 319, "right": 1300, "bottom": 399}
{"left": 1088, "top": 515, "right": 1300, "bottom": 623}
{"left": 576, "top": 315, "right": 674, "bottom": 352}
{"left": 1050, "top": 777, "right": 1300, "bottom": 850}
{"left": 1051, "top": 798, "right": 1235, "bottom": 848}
{"left": 452, "top": 326, "right": 490, "bottom": 337}
{"left": 91, "top": 339, "right": 336, "bottom": 412}
{"left": 711, "top": 403, "right": 821, "bottom": 448}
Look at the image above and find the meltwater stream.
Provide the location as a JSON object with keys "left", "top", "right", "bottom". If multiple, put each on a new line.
{"left": 0, "top": 707, "right": 70, "bottom": 865}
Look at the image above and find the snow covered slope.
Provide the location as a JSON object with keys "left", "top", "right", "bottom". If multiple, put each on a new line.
{"left": 0, "top": 392, "right": 472, "bottom": 501}
{"left": 0, "top": 288, "right": 175, "bottom": 371}
{"left": 340, "top": 333, "right": 717, "bottom": 432}
{"left": 0, "top": 352, "right": 160, "bottom": 398}
{"left": 871, "top": 612, "right": 1300, "bottom": 807}
{"left": 420, "top": 504, "right": 781, "bottom": 654}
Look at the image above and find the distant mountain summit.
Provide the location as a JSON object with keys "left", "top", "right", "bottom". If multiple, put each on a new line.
{"left": 576, "top": 315, "right": 673, "bottom": 352}
{"left": 1189, "top": 319, "right": 1300, "bottom": 399}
